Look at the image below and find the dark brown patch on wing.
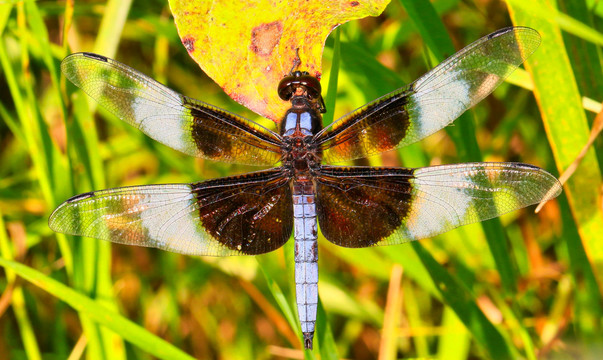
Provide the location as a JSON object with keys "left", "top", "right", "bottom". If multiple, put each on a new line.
{"left": 195, "top": 169, "right": 293, "bottom": 255}
{"left": 350, "top": 1, "right": 360, "bottom": 6}
{"left": 190, "top": 106, "right": 233, "bottom": 159}
{"left": 250, "top": 21, "right": 283, "bottom": 57}
{"left": 185, "top": 98, "right": 282, "bottom": 164}
{"left": 315, "top": 90, "right": 412, "bottom": 163}
{"left": 315, "top": 166, "right": 414, "bottom": 247}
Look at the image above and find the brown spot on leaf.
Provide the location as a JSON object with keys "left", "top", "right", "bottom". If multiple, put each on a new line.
{"left": 350, "top": 1, "right": 360, "bottom": 6}
{"left": 250, "top": 21, "right": 283, "bottom": 57}
{"left": 182, "top": 37, "right": 195, "bottom": 53}
{"left": 228, "top": 91, "right": 251, "bottom": 109}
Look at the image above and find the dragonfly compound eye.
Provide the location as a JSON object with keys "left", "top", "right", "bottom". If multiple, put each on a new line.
{"left": 278, "top": 73, "right": 322, "bottom": 101}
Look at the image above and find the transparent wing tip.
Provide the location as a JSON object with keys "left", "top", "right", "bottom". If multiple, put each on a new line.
{"left": 491, "top": 26, "right": 542, "bottom": 61}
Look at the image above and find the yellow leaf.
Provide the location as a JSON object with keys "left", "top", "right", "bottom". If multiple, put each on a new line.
{"left": 169, "top": 0, "right": 391, "bottom": 121}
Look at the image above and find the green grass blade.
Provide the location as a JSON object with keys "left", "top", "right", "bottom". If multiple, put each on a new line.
{"left": 23, "top": 1, "right": 73, "bottom": 210}
{"left": 316, "top": 298, "right": 339, "bottom": 360}
{"left": 24, "top": 0, "right": 66, "bottom": 120}
{"left": 62, "top": 1, "right": 134, "bottom": 358}
{"left": 323, "top": 27, "right": 341, "bottom": 126}
{"left": 558, "top": 192, "right": 602, "bottom": 339}
{"left": 397, "top": 0, "right": 451, "bottom": 61}
{"left": 0, "top": 257, "right": 196, "bottom": 360}
{"left": 0, "top": 3, "right": 11, "bottom": 33}
{"left": 554, "top": 0, "right": 603, "bottom": 338}
{"left": 558, "top": 1, "right": 603, "bottom": 99}
{"left": 508, "top": 0, "right": 603, "bottom": 292}
{"left": 411, "top": 242, "right": 515, "bottom": 360}
{"left": 0, "top": 99, "right": 25, "bottom": 145}
{"left": 0, "top": 7, "right": 74, "bottom": 278}
{"left": 508, "top": 1, "right": 603, "bottom": 47}
{"left": 0, "top": 211, "right": 42, "bottom": 360}
{"left": 558, "top": 0, "right": 603, "bottom": 168}
{"left": 436, "top": 308, "right": 470, "bottom": 360}
{"left": 258, "top": 262, "right": 300, "bottom": 344}
{"left": 0, "top": 30, "right": 53, "bottom": 206}
{"left": 93, "top": 0, "right": 134, "bottom": 57}
{"left": 258, "top": 250, "right": 305, "bottom": 350}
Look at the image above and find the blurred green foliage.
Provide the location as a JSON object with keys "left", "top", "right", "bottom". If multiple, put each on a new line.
{"left": 1, "top": 0, "right": 602, "bottom": 359}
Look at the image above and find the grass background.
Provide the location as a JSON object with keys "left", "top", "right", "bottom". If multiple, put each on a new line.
{"left": 1, "top": 0, "right": 602, "bottom": 359}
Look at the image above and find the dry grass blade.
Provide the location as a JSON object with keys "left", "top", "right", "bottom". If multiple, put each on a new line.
{"left": 378, "top": 264, "right": 403, "bottom": 360}
{"left": 536, "top": 104, "right": 603, "bottom": 213}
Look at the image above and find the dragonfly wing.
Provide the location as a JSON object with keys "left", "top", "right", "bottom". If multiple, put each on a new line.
{"left": 49, "top": 169, "right": 293, "bottom": 256}
{"left": 314, "top": 163, "right": 561, "bottom": 247}
{"left": 315, "top": 27, "right": 541, "bottom": 163}
{"left": 62, "top": 53, "right": 283, "bottom": 166}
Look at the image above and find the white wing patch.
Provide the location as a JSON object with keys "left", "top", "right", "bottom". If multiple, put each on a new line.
{"left": 407, "top": 71, "right": 471, "bottom": 141}
{"left": 130, "top": 90, "right": 193, "bottom": 154}
{"left": 403, "top": 166, "right": 474, "bottom": 239}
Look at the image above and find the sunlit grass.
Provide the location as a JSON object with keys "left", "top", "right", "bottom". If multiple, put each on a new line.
{"left": 1, "top": 0, "right": 602, "bottom": 359}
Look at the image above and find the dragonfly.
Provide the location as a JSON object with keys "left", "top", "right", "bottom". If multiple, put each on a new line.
{"left": 50, "top": 27, "right": 561, "bottom": 349}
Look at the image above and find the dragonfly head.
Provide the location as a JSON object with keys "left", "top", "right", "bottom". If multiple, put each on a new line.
{"left": 278, "top": 71, "right": 326, "bottom": 113}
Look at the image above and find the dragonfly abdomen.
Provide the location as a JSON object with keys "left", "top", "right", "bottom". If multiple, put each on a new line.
{"left": 293, "top": 181, "right": 318, "bottom": 349}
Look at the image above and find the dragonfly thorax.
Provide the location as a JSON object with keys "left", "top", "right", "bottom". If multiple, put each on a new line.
{"left": 277, "top": 72, "right": 326, "bottom": 177}
{"left": 280, "top": 106, "right": 322, "bottom": 176}
{"left": 281, "top": 107, "right": 321, "bottom": 136}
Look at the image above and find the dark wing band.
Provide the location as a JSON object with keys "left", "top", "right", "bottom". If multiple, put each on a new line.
{"left": 49, "top": 168, "right": 293, "bottom": 256}
{"left": 314, "top": 163, "right": 561, "bottom": 247}
{"left": 62, "top": 53, "right": 283, "bottom": 166}
{"left": 314, "top": 27, "right": 541, "bottom": 163}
